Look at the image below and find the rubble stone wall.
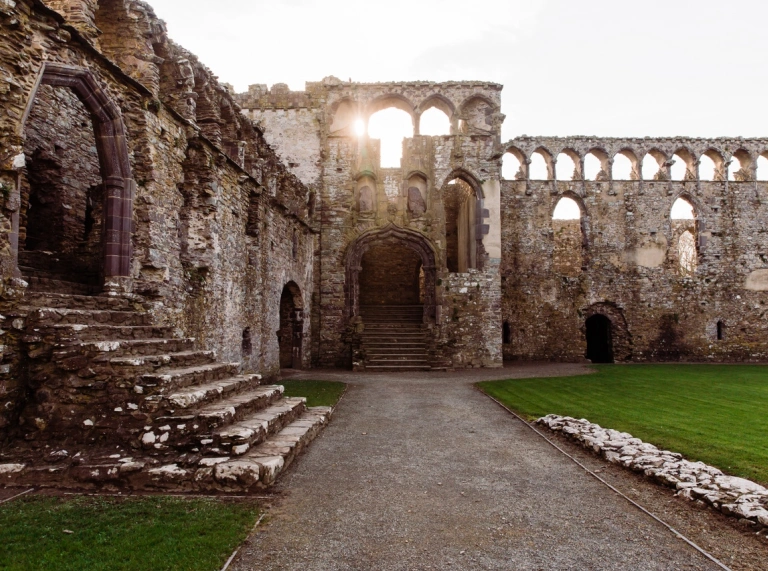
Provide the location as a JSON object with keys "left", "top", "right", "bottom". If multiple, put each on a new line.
{"left": 238, "top": 80, "right": 505, "bottom": 369}
{"left": 501, "top": 136, "right": 768, "bottom": 362}
{"left": 0, "top": 0, "right": 315, "bottom": 435}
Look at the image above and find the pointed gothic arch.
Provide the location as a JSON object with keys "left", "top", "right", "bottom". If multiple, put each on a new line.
{"left": 19, "top": 63, "right": 134, "bottom": 291}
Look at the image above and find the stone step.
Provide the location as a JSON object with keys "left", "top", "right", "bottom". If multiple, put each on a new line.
{"left": 139, "top": 362, "right": 241, "bottom": 395}
{"left": 163, "top": 385, "right": 284, "bottom": 431}
{"left": 56, "top": 338, "right": 197, "bottom": 358}
{"left": 47, "top": 324, "right": 175, "bottom": 342}
{"left": 362, "top": 342, "right": 427, "bottom": 348}
{"left": 366, "top": 350, "right": 430, "bottom": 357}
{"left": 140, "top": 407, "right": 333, "bottom": 492}
{"left": 367, "top": 357, "right": 430, "bottom": 365}
{"left": 363, "top": 322, "right": 424, "bottom": 328}
{"left": 141, "top": 385, "right": 287, "bottom": 451}
{"left": 152, "top": 373, "right": 263, "bottom": 412}
{"left": 360, "top": 331, "right": 425, "bottom": 337}
{"left": 22, "top": 291, "right": 136, "bottom": 311}
{"left": 110, "top": 350, "right": 217, "bottom": 373}
{"left": 23, "top": 275, "right": 99, "bottom": 296}
{"left": 204, "top": 397, "right": 307, "bottom": 457}
{"left": 365, "top": 365, "right": 433, "bottom": 371}
{"left": 28, "top": 307, "right": 151, "bottom": 326}
{"left": 0, "top": 407, "right": 334, "bottom": 493}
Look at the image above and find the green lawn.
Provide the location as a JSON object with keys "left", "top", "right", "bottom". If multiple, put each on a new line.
{"left": 477, "top": 364, "right": 768, "bottom": 485}
{"left": 0, "top": 495, "right": 259, "bottom": 571}
{"left": 281, "top": 379, "right": 346, "bottom": 407}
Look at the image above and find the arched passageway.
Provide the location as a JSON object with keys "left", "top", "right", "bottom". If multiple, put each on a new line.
{"left": 359, "top": 243, "right": 423, "bottom": 306}
{"left": 278, "top": 282, "right": 304, "bottom": 369}
{"left": 17, "top": 63, "right": 134, "bottom": 293}
{"left": 346, "top": 225, "right": 437, "bottom": 323}
{"left": 586, "top": 314, "right": 614, "bottom": 363}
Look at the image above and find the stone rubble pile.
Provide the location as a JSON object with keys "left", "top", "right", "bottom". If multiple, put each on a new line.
{"left": 537, "top": 415, "right": 768, "bottom": 530}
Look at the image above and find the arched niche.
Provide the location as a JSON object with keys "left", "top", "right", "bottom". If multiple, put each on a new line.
{"left": 356, "top": 173, "right": 376, "bottom": 214}
{"left": 18, "top": 63, "right": 134, "bottom": 292}
{"left": 330, "top": 98, "right": 358, "bottom": 136}
{"left": 345, "top": 224, "right": 437, "bottom": 323}
{"left": 457, "top": 96, "right": 495, "bottom": 135}
{"left": 278, "top": 281, "right": 304, "bottom": 369}
{"left": 406, "top": 172, "right": 428, "bottom": 217}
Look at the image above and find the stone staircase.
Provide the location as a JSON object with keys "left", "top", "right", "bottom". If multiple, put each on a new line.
{"left": 360, "top": 305, "right": 432, "bottom": 371}
{"left": 0, "top": 291, "right": 332, "bottom": 492}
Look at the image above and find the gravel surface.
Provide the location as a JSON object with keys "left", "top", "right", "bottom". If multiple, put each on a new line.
{"left": 230, "top": 364, "right": 751, "bottom": 571}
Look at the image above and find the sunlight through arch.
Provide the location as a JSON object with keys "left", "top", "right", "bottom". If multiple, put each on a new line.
{"left": 419, "top": 107, "right": 450, "bottom": 136}
{"left": 368, "top": 108, "right": 413, "bottom": 168}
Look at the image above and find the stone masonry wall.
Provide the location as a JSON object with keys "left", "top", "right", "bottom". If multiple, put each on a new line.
{"left": 501, "top": 136, "right": 768, "bottom": 362}
{"left": 239, "top": 78, "right": 505, "bottom": 370}
{"left": 0, "top": 0, "right": 315, "bottom": 436}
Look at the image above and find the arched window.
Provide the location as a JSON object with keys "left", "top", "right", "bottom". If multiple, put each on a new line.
{"left": 612, "top": 151, "right": 638, "bottom": 181}
{"left": 584, "top": 150, "right": 609, "bottom": 181}
{"left": 671, "top": 197, "right": 697, "bottom": 275}
{"left": 529, "top": 149, "right": 552, "bottom": 180}
{"left": 368, "top": 108, "right": 414, "bottom": 168}
{"left": 757, "top": 154, "right": 768, "bottom": 182}
{"left": 699, "top": 153, "right": 717, "bottom": 181}
{"left": 642, "top": 152, "right": 665, "bottom": 180}
{"left": 728, "top": 150, "right": 753, "bottom": 182}
{"left": 556, "top": 151, "right": 579, "bottom": 181}
{"left": 419, "top": 107, "right": 451, "bottom": 136}
{"left": 444, "top": 178, "right": 479, "bottom": 273}
{"left": 670, "top": 150, "right": 695, "bottom": 181}
{"left": 502, "top": 151, "right": 524, "bottom": 180}
{"left": 584, "top": 153, "right": 602, "bottom": 181}
{"left": 552, "top": 196, "right": 583, "bottom": 276}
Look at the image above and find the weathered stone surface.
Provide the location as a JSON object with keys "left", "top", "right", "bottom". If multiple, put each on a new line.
{"left": 538, "top": 415, "right": 768, "bottom": 529}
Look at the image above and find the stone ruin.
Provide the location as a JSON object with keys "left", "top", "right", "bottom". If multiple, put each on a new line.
{"left": 0, "top": 0, "right": 765, "bottom": 491}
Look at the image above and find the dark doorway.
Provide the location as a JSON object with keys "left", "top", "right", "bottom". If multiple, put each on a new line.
{"left": 586, "top": 314, "right": 614, "bottom": 363}
{"left": 278, "top": 282, "right": 303, "bottom": 369}
{"left": 359, "top": 242, "right": 422, "bottom": 306}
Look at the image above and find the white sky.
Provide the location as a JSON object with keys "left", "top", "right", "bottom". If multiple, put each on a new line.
{"left": 148, "top": 0, "right": 768, "bottom": 142}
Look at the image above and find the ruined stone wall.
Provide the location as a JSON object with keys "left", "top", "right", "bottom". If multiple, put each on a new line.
{"left": 0, "top": 0, "right": 315, "bottom": 435}
{"left": 239, "top": 79, "right": 505, "bottom": 369}
{"left": 500, "top": 136, "right": 768, "bottom": 362}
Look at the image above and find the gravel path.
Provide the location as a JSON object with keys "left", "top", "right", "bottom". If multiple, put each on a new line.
{"left": 231, "top": 364, "right": 724, "bottom": 570}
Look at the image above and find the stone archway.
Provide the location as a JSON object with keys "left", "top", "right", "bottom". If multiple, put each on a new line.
{"left": 17, "top": 63, "right": 134, "bottom": 292}
{"left": 583, "top": 302, "right": 632, "bottom": 362}
{"left": 345, "top": 224, "right": 437, "bottom": 323}
{"left": 278, "top": 281, "right": 304, "bottom": 369}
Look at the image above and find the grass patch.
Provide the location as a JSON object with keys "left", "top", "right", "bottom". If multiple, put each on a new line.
{"left": 281, "top": 379, "right": 346, "bottom": 407}
{"left": 0, "top": 495, "right": 258, "bottom": 571}
{"left": 477, "top": 364, "right": 768, "bottom": 484}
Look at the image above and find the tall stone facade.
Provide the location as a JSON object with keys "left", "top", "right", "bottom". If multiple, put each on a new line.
{"left": 238, "top": 79, "right": 505, "bottom": 370}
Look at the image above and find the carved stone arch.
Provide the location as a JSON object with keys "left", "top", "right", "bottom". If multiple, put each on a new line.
{"left": 456, "top": 94, "right": 498, "bottom": 134}
{"left": 503, "top": 146, "right": 527, "bottom": 180}
{"left": 700, "top": 148, "right": 726, "bottom": 181}
{"left": 345, "top": 224, "right": 437, "bottom": 322}
{"left": 554, "top": 147, "right": 582, "bottom": 181}
{"left": 529, "top": 146, "right": 555, "bottom": 180}
{"left": 582, "top": 302, "right": 633, "bottom": 363}
{"left": 552, "top": 190, "right": 592, "bottom": 254}
{"left": 640, "top": 148, "right": 669, "bottom": 180}
{"left": 365, "top": 94, "right": 416, "bottom": 122}
{"left": 19, "top": 63, "right": 134, "bottom": 291}
{"left": 415, "top": 94, "right": 455, "bottom": 135}
{"left": 612, "top": 148, "right": 640, "bottom": 180}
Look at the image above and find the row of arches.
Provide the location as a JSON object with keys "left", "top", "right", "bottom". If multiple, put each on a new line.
{"left": 553, "top": 196, "right": 698, "bottom": 276}
{"left": 334, "top": 94, "right": 498, "bottom": 168}
{"left": 503, "top": 146, "right": 768, "bottom": 182}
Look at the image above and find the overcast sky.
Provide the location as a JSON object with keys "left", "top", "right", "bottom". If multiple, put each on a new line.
{"left": 148, "top": 0, "right": 768, "bottom": 142}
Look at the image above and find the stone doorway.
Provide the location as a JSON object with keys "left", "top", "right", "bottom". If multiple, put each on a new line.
{"left": 279, "top": 282, "right": 304, "bottom": 369}
{"left": 359, "top": 242, "right": 423, "bottom": 306}
{"left": 16, "top": 64, "right": 135, "bottom": 294}
{"left": 19, "top": 84, "right": 104, "bottom": 294}
{"left": 585, "top": 314, "right": 614, "bottom": 363}
{"left": 345, "top": 224, "right": 437, "bottom": 323}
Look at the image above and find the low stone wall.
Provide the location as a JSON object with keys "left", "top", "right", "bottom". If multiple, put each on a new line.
{"left": 537, "top": 415, "right": 768, "bottom": 530}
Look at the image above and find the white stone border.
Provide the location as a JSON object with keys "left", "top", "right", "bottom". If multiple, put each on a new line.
{"left": 537, "top": 415, "right": 768, "bottom": 529}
